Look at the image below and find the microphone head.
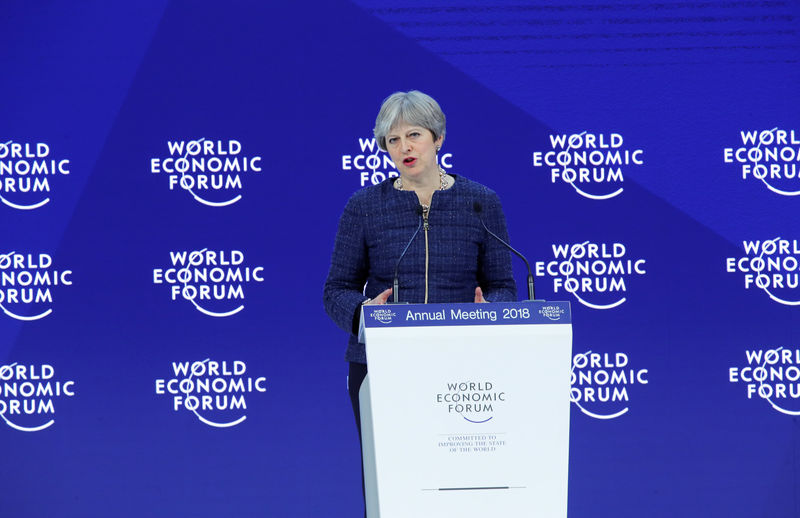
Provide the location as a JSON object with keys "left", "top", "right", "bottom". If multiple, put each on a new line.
{"left": 415, "top": 205, "right": 424, "bottom": 215}
{"left": 473, "top": 201, "right": 483, "bottom": 214}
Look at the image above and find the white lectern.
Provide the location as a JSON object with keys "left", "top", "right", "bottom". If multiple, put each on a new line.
{"left": 358, "top": 301, "right": 572, "bottom": 518}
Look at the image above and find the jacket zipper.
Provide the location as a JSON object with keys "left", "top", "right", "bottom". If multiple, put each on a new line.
{"left": 422, "top": 204, "right": 430, "bottom": 303}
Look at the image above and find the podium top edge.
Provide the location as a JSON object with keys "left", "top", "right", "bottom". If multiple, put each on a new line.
{"left": 361, "top": 301, "right": 571, "bottom": 328}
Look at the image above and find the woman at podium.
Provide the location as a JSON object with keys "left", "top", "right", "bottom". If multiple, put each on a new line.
{"left": 323, "top": 90, "right": 517, "bottom": 506}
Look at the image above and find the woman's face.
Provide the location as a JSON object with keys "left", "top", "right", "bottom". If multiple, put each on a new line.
{"left": 385, "top": 122, "right": 443, "bottom": 181}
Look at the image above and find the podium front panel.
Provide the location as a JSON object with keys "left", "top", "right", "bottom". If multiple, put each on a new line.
{"left": 361, "top": 301, "right": 572, "bottom": 518}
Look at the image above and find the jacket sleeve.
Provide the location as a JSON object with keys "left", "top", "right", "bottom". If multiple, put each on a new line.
{"left": 323, "top": 194, "right": 370, "bottom": 335}
{"left": 478, "top": 192, "right": 518, "bottom": 302}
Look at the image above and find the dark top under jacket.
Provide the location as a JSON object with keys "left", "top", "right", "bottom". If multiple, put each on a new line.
{"left": 323, "top": 174, "right": 517, "bottom": 363}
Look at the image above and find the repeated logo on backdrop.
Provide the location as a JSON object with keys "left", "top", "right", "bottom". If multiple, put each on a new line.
{"left": 341, "top": 136, "right": 453, "bottom": 187}
{"left": 152, "top": 248, "right": 264, "bottom": 317}
{"left": 729, "top": 347, "right": 800, "bottom": 415}
{"left": 0, "top": 140, "right": 70, "bottom": 210}
{"left": 155, "top": 359, "right": 267, "bottom": 428}
{"left": 723, "top": 128, "right": 800, "bottom": 196}
{"left": 150, "top": 138, "right": 262, "bottom": 206}
{"left": 532, "top": 132, "right": 644, "bottom": 200}
{"left": 535, "top": 241, "right": 647, "bottom": 309}
{"left": 0, "top": 362, "right": 75, "bottom": 432}
{"left": 726, "top": 238, "right": 800, "bottom": 305}
{"left": 570, "top": 350, "right": 649, "bottom": 419}
{"left": 0, "top": 252, "right": 73, "bottom": 321}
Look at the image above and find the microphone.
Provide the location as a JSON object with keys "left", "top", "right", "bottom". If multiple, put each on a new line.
{"left": 473, "top": 201, "right": 537, "bottom": 301}
{"left": 392, "top": 205, "right": 424, "bottom": 303}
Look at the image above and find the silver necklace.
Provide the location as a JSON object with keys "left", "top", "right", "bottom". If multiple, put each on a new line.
{"left": 394, "top": 166, "right": 447, "bottom": 191}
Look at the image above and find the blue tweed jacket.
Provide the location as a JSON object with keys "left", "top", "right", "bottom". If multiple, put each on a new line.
{"left": 323, "top": 174, "right": 517, "bottom": 363}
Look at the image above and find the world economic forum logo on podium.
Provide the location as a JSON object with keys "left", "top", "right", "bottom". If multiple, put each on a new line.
{"left": 538, "top": 305, "right": 565, "bottom": 321}
{"left": 436, "top": 381, "right": 506, "bottom": 424}
{"left": 370, "top": 308, "right": 396, "bottom": 324}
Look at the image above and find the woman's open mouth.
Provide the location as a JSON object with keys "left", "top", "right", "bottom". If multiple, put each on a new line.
{"left": 403, "top": 157, "right": 417, "bottom": 166}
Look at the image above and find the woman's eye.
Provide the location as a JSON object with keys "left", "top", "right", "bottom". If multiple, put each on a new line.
{"left": 387, "top": 137, "right": 397, "bottom": 145}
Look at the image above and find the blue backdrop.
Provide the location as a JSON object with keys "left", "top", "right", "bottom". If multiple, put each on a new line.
{"left": 1, "top": 1, "right": 798, "bottom": 516}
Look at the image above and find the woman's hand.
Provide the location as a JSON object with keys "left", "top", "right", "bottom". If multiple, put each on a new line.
{"left": 474, "top": 286, "right": 488, "bottom": 303}
{"left": 364, "top": 288, "right": 393, "bottom": 305}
